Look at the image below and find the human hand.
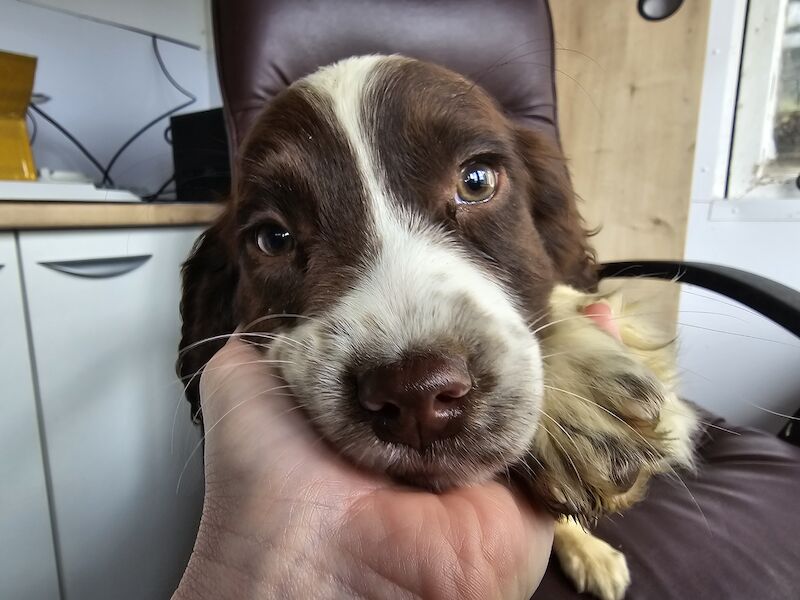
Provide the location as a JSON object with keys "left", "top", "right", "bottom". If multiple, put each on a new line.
{"left": 173, "top": 336, "right": 555, "bottom": 600}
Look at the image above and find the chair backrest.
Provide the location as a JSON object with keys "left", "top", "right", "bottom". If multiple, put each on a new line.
{"left": 213, "top": 0, "right": 560, "bottom": 161}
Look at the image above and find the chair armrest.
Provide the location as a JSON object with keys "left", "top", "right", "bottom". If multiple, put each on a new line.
{"left": 598, "top": 260, "right": 800, "bottom": 338}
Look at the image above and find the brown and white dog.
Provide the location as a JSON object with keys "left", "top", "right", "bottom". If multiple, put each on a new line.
{"left": 178, "top": 55, "right": 698, "bottom": 600}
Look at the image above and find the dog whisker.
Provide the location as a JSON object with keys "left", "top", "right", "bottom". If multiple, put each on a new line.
{"left": 532, "top": 308, "right": 753, "bottom": 337}
{"left": 526, "top": 308, "right": 552, "bottom": 329}
{"left": 741, "top": 405, "right": 800, "bottom": 422}
{"left": 467, "top": 37, "right": 552, "bottom": 88}
{"left": 170, "top": 357, "right": 299, "bottom": 455}
{"left": 553, "top": 43, "right": 604, "bottom": 71}
{"left": 536, "top": 407, "right": 588, "bottom": 490}
{"left": 659, "top": 469, "right": 713, "bottom": 536}
{"left": 176, "top": 329, "right": 311, "bottom": 373}
{"left": 178, "top": 358, "right": 297, "bottom": 385}
{"left": 176, "top": 384, "right": 297, "bottom": 494}
{"left": 540, "top": 350, "right": 581, "bottom": 361}
{"left": 523, "top": 450, "right": 545, "bottom": 473}
{"left": 171, "top": 351, "right": 218, "bottom": 454}
{"left": 676, "top": 321, "right": 800, "bottom": 348}
{"left": 248, "top": 337, "right": 313, "bottom": 353}
{"left": 468, "top": 40, "right": 601, "bottom": 113}
{"left": 678, "top": 287, "right": 765, "bottom": 320}
{"left": 243, "top": 312, "right": 325, "bottom": 329}
{"left": 176, "top": 329, "right": 294, "bottom": 358}
{"left": 675, "top": 366, "right": 715, "bottom": 384}
{"left": 541, "top": 382, "right": 673, "bottom": 489}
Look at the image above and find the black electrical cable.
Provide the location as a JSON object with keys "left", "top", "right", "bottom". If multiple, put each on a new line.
{"left": 29, "top": 103, "right": 112, "bottom": 185}
{"left": 101, "top": 36, "right": 196, "bottom": 186}
{"left": 26, "top": 108, "right": 38, "bottom": 145}
{"left": 142, "top": 175, "right": 175, "bottom": 202}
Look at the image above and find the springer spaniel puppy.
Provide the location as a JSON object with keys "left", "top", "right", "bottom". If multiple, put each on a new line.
{"left": 178, "top": 55, "right": 698, "bottom": 600}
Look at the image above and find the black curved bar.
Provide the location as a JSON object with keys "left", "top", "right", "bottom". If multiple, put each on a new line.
{"left": 599, "top": 260, "right": 800, "bottom": 338}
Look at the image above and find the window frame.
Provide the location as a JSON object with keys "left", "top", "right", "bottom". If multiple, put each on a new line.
{"left": 692, "top": 0, "right": 800, "bottom": 221}
{"left": 728, "top": 0, "right": 798, "bottom": 200}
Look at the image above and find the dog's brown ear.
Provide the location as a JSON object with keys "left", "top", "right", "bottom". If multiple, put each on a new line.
{"left": 515, "top": 127, "right": 597, "bottom": 290}
{"left": 176, "top": 212, "right": 239, "bottom": 422}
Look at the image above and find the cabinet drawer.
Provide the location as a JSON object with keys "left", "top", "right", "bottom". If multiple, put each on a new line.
{"left": 18, "top": 228, "right": 204, "bottom": 600}
{"left": 0, "top": 232, "right": 60, "bottom": 600}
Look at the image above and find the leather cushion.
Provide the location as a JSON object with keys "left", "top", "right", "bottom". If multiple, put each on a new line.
{"left": 213, "top": 0, "right": 560, "bottom": 155}
{"left": 534, "top": 408, "right": 800, "bottom": 599}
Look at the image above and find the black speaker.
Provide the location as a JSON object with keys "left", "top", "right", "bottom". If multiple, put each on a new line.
{"left": 170, "top": 108, "right": 231, "bottom": 202}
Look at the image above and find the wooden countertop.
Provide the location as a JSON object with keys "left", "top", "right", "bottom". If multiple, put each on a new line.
{"left": 0, "top": 201, "right": 224, "bottom": 230}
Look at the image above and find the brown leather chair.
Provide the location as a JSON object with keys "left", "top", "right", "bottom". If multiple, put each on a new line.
{"left": 211, "top": 1, "right": 800, "bottom": 597}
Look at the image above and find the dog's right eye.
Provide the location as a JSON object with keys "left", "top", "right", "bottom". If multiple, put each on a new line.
{"left": 255, "top": 223, "right": 294, "bottom": 256}
{"left": 456, "top": 163, "right": 497, "bottom": 204}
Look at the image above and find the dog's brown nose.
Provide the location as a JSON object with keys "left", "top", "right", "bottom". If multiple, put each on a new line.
{"left": 357, "top": 355, "right": 471, "bottom": 451}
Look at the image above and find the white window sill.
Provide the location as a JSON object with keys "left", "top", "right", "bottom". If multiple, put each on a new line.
{"left": 705, "top": 197, "right": 800, "bottom": 221}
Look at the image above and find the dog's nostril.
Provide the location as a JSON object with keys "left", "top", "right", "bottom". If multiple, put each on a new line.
{"left": 374, "top": 402, "right": 401, "bottom": 421}
{"left": 357, "top": 354, "right": 471, "bottom": 450}
{"left": 359, "top": 395, "right": 389, "bottom": 413}
{"left": 435, "top": 380, "right": 471, "bottom": 404}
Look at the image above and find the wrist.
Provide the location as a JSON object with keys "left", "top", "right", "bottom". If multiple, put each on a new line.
{"left": 173, "top": 513, "right": 341, "bottom": 599}
{"left": 173, "top": 490, "right": 363, "bottom": 600}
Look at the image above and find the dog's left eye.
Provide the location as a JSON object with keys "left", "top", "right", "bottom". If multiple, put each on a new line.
{"left": 456, "top": 163, "right": 497, "bottom": 204}
{"left": 255, "top": 223, "right": 294, "bottom": 256}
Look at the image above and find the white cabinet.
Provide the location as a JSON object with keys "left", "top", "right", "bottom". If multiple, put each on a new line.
{"left": 0, "top": 232, "right": 61, "bottom": 600}
{"left": 17, "top": 228, "right": 205, "bottom": 600}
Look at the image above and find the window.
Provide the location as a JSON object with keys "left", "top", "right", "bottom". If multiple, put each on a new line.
{"left": 772, "top": 2, "right": 800, "bottom": 169}
{"left": 729, "top": 0, "right": 800, "bottom": 199}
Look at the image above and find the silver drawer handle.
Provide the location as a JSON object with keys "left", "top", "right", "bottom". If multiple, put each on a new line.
{"left": 39, "top": 254, "right": 152, "bottom": 278}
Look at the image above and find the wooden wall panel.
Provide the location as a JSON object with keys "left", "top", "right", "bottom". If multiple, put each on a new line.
{"left": 550, "top": 1, "right": 711, "bottom": 327}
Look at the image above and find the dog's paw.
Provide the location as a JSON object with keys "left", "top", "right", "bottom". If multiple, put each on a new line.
{"left": 556, "top": 532, "right": 630, "bottom": 600}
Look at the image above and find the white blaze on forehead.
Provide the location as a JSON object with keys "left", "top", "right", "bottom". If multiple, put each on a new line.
{"left": 303, "top": 55, "right": 538, "bottom": 350}
{"left": 303, "top": 54, "right": 395, "bottom": 227}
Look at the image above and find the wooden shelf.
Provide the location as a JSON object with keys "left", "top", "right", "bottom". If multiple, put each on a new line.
{"left": 0, "top": 201, "right": 223, "bottom": 230}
